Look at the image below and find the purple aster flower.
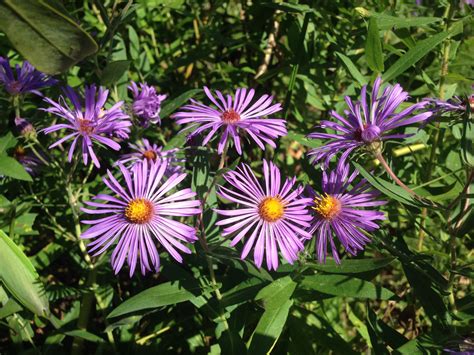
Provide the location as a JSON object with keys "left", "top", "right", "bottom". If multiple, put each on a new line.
{"left": 171, "top": 87, "right": 287, "bottom": 155}
{"left": 215, "top": 160, "right": 312, "bottom": 270}
{"left": 117, "top": 138, "right": 184, "bottom": 176}
{"left": 308, "top": 164, "right": 386, "bottom": 263}
{"left": 0, "top": 57, "right": 56, "bottom": 96}
{"left": 427, "top": 94, "right": 473, "bottom": 115}
{"left": 14, "top": 117, "right": 36, "bottom": 138}
{"left": 81, "top": 159, "right": 201, "bottom": 277}
{"left": 13, "top": 146, "right": 42, "bottom": 175}
{"left": 307, "top": 77, "right": 432, "bottom": 168}
{"left": 42, "top": 85, "right": 131, "bottom": 168}
{"left": 129, "top": 81, "right": 167, "bottom": 127}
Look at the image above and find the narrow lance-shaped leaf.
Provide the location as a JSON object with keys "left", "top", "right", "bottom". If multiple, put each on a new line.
{"left": 366, "top": 17, "right": 384, "bottom": 73}
{"left": 0, "top": 231, "right": 50, "bottom": 317}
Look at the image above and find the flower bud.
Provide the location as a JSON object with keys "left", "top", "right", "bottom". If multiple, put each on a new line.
{"left": 14, "top": 117, "right": 36, "bottom": 139}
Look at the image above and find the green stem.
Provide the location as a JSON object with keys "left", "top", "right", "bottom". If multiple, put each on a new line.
{"left": 374, "top": 151, "right": 417, "bottom": 196}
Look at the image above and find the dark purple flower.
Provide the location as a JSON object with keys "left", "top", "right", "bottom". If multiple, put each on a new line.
{"left": 129, "top": 81, "right": 166, "bottom": 126}
{"left": 42, "top": 85, "right": 131, "bottom": 167}
{"left": 14, "top": 117, "right": 36, "bottom": 138}
{"left": 308, "top": 164, "right": 386, "bottom": 263}
{"left": 307, "top": 77, "right": 432, "bottom": 168}
{"left": 427, "top": 95, "right": 472, "bottom": 114}
{"left": 172, "top": 87, "right": 287, "bottom": 155}
{"left": 13, "top": 146, "right": 41, "bottom": 175}
{"left": 0, "top": 57, "right": 56, "bottom": 96}
{"left": 81, "top": 160, "right": 201, "bottom": 276}
{"left": 215, "top": 160, "right": 312, "bottom": 270}
{"left": 117, "top": 138, "right": 184, "bottom": 176}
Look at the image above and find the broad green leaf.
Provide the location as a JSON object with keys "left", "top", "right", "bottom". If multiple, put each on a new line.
{"left": 366, "top": 17, "right": 384, "bottom": 73}
{"left": 248, "top": 276, "right": 296, "bottom": 354}
{"left": 101, "top": 60, "right": 131, "bottom": 86}
{"left": 375, "top": 14, "right": 441, "bottom": 30}
{"left": 0, "top": 0, "right": 98, "bottom": 74}
{"left": 287, "top": 131, "right": 321, "bottom": 149}
{"left": 306, "top": 257, "right": 395, "bottom": 274}
{"left": 221, "top": 278, "right": 267, "bottom": 308}
{"left": 0, "top": 132, "right": 17, "bottom": 155}
{"left": 107, "top": 281, "right": 202, "bottom": 319}
{"left": 0, "top": 231, "right": 49, "bottom": 317}
{"left": 0, "top": 299, "right": 23, "bottom": 319}
{"left": 160, "top": 89, "right": 202, "bottom": 118}
{"left": 248, "top": 299, "right": 294, "bottom": 354}
{"left": 335, "top": 52, "right": 368, "bottom": 86}
{"left": 0, "top": 155, "right": 33, "bottom": 181}
{"left": 218, "top": 329, "right": 247, "bottom": 355}
{"left": 383, "top": 31, "right": 450, "bottom": 81}
{"left": 299, "top": 274, "right": 395, "bottom": 300}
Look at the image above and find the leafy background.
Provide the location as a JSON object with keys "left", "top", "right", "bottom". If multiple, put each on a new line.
{"left": 0, "top": 0, "right": 472, "bottom": 354}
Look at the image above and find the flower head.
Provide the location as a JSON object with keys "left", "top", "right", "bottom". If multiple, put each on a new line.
{"left": 15, "top": 117, "right": 36, "bottom": 139}
{"left": 215, "top": 160, "right": 312, "bottom": 270}
{"left": 427, "top": 94, "right": 473, "bottom": 115}
{"left": 308, "top": 77, "right": 432, "bottom": 168}
{"left": 172, "top": 87, "right": 287, "bottom": 155}
{"left": 81, "top": 160, "right": 201, "bottom": 277}
{"left": 42, "top": 85, "right": 131, "bottom": 167}
{"left": 129, "top": 81, "right": 167, "bottom": 127}
{"left": 118, "top": 138, "right": 184, "bottom": 176}
{"left": 0, "top": 57, "right": 56, "bottom": 96}
{"left": 308, "top": 164, "right": 386, "bottom": 263}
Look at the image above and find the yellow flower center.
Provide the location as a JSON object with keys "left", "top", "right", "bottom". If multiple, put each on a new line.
{"left": 142, "top": 149, "right": 158, "bottom": 161}
{"left": 313, "top": 193, "right": 341, "bottom": 220}
{"left": 258, "top": 197, "right": 285, "bottom": 222}
{"left": 125, "top": 198, "right": 154, "bottom": 224}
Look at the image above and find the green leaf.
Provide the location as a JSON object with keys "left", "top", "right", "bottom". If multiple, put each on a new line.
{"left": 306, "top": 257, "right": 395, "bottom": 274}
{"left": 63, "top": 330, "right": 105, "bottom": 343}
{"left": 0, "top": 231, "right": 49, "bottom": 317}
{"left": 218, "top": 329, "right": 247, "bottom": 355}
{"left": 353, "top": 162, "right": 421, "bottom": 207}
{"left": 160, "top": 89, "right": 202, "bottom": 118}
{"left": 221, "top": 278, "right": 267, "bottom": 308}
{"left": 299, "top": 274, "right": 395, "bottom": 300}
{"left": 374, "top": 14, "right": 441, "bottom": 30}
{"left": 0, "top": 0, "right": 98, "bottom": 74}
{"left": 107, "top": 281, "right": 202, "bottom": 319}
{"left": 366, "top": 17, "right": 384, "bottom": 73}
{"left": 100, "top": 60, "right": 131, "bottom": 86}
{"left": 248, "top": 276, "right": 296, "bottom": 354}
{"left": 0, "top": 155, "right": 33, "bottom": 181}
{"left": 0, "top": 132, "right": 17, "bottom": 155}
{"left": 249, "top": 299, "right": 294, "bottom": 355}
{"left": 383, "top": 31, "right": 450, "bottom": 81}
{"left": 335, "top": 52, "right": 368, "bottom": 86}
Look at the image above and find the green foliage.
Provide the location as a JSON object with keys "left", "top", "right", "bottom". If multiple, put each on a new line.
{"left": 0, "top": 0, "right": 472, "bottom": 353}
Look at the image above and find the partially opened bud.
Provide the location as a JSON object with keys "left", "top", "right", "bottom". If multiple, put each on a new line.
{"left": 14, "top": 117, "right": 36, "bottom": 139}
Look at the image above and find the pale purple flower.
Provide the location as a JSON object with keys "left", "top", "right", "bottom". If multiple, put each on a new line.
{"left": 171, "top": 87, "right": 287, "bottom": 155}
{"left": 118, "top": 138, "right": 184, "bottom": 176}
{"left": 308, "top": 164, "right": 386, "bottom": 263}
{"left": 427, "top": 95, "right": 472, "bottom": 114}
{"left": 308, "top": 77, "right": 432, "bottom": 168}
{"left": 215, "top": 160, "right": 312, "bottom": 270}
{"left": 42, "top": 85, "right": 131, "bottom": 168}
{"left": 129, "top": 81, "right": 167, "bottom": 126}
{"left": 0, "top": 57, "right": 56, "bottom": 96}
{"left": 81, "top": 160, "right": 201, "bottom": 277}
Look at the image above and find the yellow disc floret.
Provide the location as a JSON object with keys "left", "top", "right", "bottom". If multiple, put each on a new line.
{"left": 258, "top": 197, "right": 285, "bottom": 222}
{"left": 313, "top": 193, "right": 341, "bottom": 220}
{"left": 125, "top": 198, "right": 154, "bottom": 224}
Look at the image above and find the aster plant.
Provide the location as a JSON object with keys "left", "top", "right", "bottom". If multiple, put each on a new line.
{"left": 0, "top": 57, "right": 56, "bottom": 96}
{"left": 42, "top": 85, "right": 131, "bottom": 168}
{"left": 129, "top": 81, "right": 167, "bottom": 127}
{"left": 172, "top": 87, "right": 287, "bottom": 155}
{"left": 118, "top": 138, "right": 184, "bottom": 176}
{"left": 215, "top": 160, "right": 312, "bottom": 270}
{"left": 81, "top": 160, "right": 201, "bottom": 276}
{"left": 308, "top": 164, "right": 386, "bottom": 263}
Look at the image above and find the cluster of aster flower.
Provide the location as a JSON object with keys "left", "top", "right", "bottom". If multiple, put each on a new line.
{"left": 2, "top": 56, "right": 467, "bottom": 276}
